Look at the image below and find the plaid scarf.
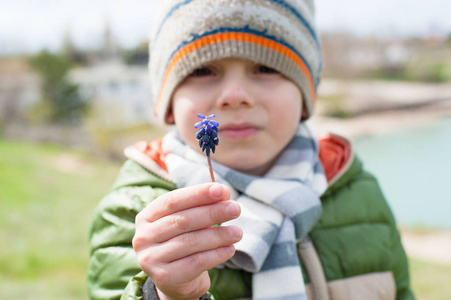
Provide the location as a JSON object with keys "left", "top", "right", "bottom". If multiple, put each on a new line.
{"left": 162, "top": 124, "right": 327, "bottom": 299}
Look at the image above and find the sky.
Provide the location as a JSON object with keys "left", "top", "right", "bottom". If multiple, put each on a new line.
{"left": 1, "top": 0, "right": 450, "bottom": 55}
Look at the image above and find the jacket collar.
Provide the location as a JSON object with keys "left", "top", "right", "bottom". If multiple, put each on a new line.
{"left": 125, "top": 134, "right": 355, "bottom": 188}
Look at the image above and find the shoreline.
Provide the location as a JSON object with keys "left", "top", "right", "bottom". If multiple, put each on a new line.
{"left": 308, "top": 80, "right": 451, "bottom": 140}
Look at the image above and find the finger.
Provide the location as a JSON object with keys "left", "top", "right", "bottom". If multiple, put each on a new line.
{"left": 135, "top": 200, "right": 241, "bottom": 246}
{"left": 165, "top": 245, "right": 237, "bottom": 284}
{"left": 155, "top": 272, "right": 211, "bottom": 300}
{"left": 153, "top": 225, "right": 243, "bottom": 263}
{"left": 137, "top": 183, "right": 231, "bottom": 224}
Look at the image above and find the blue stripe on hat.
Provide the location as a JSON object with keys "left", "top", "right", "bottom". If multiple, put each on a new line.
{"left": 154, "top": 0, "right": 195, "bottom": 39}
{"left": 154, "top": 0, "right": 319, "bottom": 50}
{"left": 266, "top": 0, "right": 320, "bottom": 49}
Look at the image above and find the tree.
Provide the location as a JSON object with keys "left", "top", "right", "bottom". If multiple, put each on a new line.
{"left": 62, "top": 28, "right": 89, "bottom": 66}
{"left": 123, "top": 41, "right": 149, "bottom": 66}
{"left": 29, "top": 50, "right": 89, "bottom": 125}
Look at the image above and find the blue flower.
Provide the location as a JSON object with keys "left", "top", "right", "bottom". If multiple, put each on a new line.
{"left": 194, "top": 114, "right": 219, "bottom": 156}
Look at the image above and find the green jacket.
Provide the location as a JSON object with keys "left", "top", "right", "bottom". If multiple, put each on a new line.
{"left": 87, "top": 136, "right": 414, "bottom": 300}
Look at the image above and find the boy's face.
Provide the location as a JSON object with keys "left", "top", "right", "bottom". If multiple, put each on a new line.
{"left": 168, "top": 58, "right": 302, "bottom": 176}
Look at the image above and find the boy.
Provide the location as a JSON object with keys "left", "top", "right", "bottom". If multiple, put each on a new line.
{"left": 88, "top": 1, "right": 414, "bottom": 299}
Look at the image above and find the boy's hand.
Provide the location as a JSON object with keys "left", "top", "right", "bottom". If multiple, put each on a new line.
{"left": 133, "top": 183, "right": 242, "bottom": 300}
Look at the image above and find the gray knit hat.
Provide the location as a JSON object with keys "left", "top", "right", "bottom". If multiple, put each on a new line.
{"left": 149, "top": 0, "right": 322, "bottom": 124}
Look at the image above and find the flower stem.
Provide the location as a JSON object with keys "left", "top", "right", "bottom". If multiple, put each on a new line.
{"left": 207, "top": 154, "right": 215, "bottom": 182}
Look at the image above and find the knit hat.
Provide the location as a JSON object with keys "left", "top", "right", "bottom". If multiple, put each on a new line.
{"left": 149, "top": 0, "right": 322, "bottom": 124}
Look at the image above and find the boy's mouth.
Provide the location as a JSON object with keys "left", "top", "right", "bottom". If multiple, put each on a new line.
{"left": 219, "top": 123, "right": 260, "bottom": 140}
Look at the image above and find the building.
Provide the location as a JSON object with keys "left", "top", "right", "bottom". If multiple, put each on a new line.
{"left": 69, "top": 58, "right": 153, "bottom": 125}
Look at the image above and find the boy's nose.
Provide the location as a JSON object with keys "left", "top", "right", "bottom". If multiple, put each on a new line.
{"left": 217, "top": 79, "right": 254, "bottom": 109}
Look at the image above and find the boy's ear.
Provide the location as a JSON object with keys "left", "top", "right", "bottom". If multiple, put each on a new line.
{"left": 166, "top": 106, "right": 175, "bottom": 124}
{"left": 300, "top": 98, "right": 309, "bottom": 121}
{"left": 301, "top": 108, "right": 309, "bottom": 120}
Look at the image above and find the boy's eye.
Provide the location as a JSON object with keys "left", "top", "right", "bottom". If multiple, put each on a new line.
{"left": 256, "top": 65, "right": 278, "bottom": 74}
{"left": 189, "top": 67, "right": 214, "bottom": 77}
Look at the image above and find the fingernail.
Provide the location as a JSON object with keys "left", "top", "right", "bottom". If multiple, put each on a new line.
{"left": 226, "top": 202, "right": 240, "bottom": 217}
{"left": 230, "top": 226, "right": 242, "bottom": 238}
{"left": 225, "top": 245, "right": 236, "bottom": 255}
{"left": 209, "top": 184, "right": 224, "bottom": 199}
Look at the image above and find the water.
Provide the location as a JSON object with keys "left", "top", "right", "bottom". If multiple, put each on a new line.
{"left": 353, "top": 116, "right": 451, "bottom": 229}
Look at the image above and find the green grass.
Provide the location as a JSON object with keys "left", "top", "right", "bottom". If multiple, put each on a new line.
{"left": 409, "top": 258, "right": 451, "bottom": 300}
{"left": 1, "top": 139, "right": 450, "bottom": 299}
{"left": 318, "top": 94, "right": 354, "bottom": 119}
{"left": 0, "top": 139, "right": 121, "bottom": 299}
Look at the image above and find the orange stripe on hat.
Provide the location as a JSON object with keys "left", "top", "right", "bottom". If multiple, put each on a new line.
{"left": 155, "top": 31, "right": 316, "bottom": 115}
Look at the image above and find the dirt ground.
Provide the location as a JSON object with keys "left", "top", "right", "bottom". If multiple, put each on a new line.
{"left": 401, "top": 229, "right": 451, "bottom": 265}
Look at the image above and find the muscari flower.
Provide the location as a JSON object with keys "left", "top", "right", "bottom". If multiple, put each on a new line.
{"left": 195, "top": 114, "right": 219, "bottom": 182}
{"left": 194, "top": 114, "right": 219, "bottom": 156}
